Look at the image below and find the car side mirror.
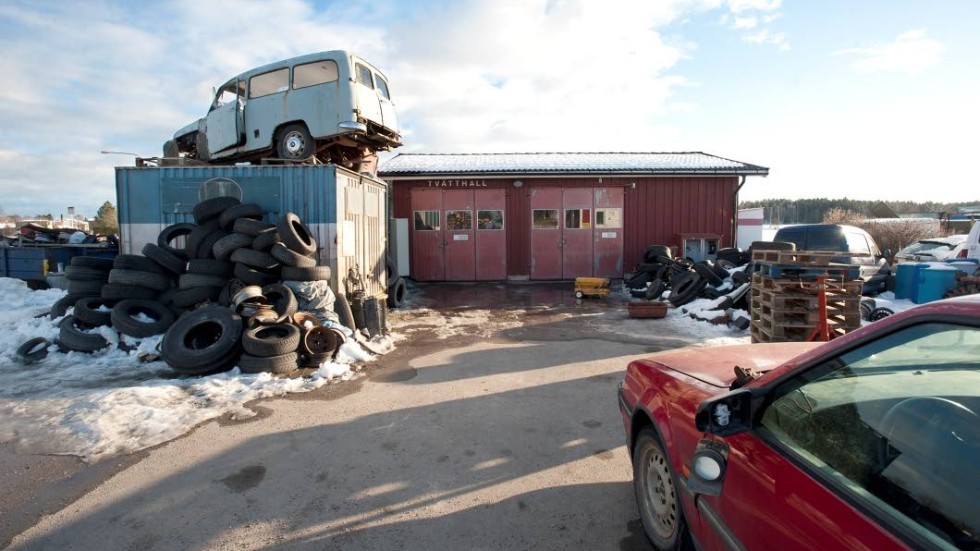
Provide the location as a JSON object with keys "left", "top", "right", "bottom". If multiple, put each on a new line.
{"left": 695, "top": 389, "right": 756, "bottom": 437}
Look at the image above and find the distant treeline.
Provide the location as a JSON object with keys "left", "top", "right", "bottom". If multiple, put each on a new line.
{"left": 738, "top": 198, "right": 980, "bottom": 225}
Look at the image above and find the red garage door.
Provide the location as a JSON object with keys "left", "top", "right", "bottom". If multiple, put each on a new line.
{"left": 529, "top": 187, "right": 623, "bottom": 280}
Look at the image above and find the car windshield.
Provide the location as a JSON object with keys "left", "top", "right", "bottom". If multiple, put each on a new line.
{"left": 761, "top": 322, "right": 980, "bottom": 549}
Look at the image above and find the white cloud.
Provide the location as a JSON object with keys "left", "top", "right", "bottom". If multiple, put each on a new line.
{"left": 836, "top": 29, "right": 944, "bottom": 74}
{"left": 743, "top": 30, "right": 789, "bottom": 50}
{"left": 725, "top": 0, "right": 780, "bottom": 13}
{"left": 731, "top": 16, "right": 758, "bottom": 29}
{"left": 719, "top": 0, "right": 786, "bottom": 49}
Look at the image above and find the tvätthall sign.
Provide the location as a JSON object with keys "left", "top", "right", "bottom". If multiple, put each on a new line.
{"left": 426, "top": 180, "right": 488, "bottom": 187}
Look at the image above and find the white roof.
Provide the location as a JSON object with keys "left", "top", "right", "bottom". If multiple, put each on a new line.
{"left": 379, "top": 152, "right": 768, "bottom": 176}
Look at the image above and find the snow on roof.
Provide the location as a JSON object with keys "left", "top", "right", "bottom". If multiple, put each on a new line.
{"left": 379, "top": 152, "right": 769, "bottom": 176}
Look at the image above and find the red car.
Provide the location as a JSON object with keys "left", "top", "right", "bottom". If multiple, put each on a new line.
{"left": 619, "top": 295, "right": 979, "bottom": 550}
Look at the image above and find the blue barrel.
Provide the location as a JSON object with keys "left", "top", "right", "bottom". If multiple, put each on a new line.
{"left": 895, "top": 263, "right": 925, "bottom": 301}
{"left": 915, "top": 266, "right": 960, "bottom": 304}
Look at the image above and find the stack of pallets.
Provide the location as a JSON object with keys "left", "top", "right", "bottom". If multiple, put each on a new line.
{"left": 750, "top": 250, "right": 863, "bottom": 343}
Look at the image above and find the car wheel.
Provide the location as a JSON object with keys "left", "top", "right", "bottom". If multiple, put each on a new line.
{"left": 276, "top": 124, "right": 314, "bottom": 160}
{"left": 633, "top": 427, "right": 687, "bottom": 550}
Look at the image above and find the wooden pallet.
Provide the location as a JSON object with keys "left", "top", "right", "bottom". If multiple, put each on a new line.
{"left": 755, "top": 289, "right": 862, "bottom": 311}
{"left": 751, "top": 250, "right": 863, "bottom": 264}
{"left": 752, "top": 307, "right": 861, "bottom": 329}
{"left": 751, "top": 324, "right": 848, "bottom": 343}
{"left": 751, "top": 273, "right": 863, "bottom": 295}
{"left": 752, "top": 262, "right": 861, "bottom": 280}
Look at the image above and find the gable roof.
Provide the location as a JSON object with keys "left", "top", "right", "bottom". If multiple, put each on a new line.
{"left": 379, "top": 152, "right": 768, "bottom": 177}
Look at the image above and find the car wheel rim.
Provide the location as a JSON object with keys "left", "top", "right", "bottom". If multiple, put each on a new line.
{"left": 284, "top": 132, "right": 306, "bottom": 157}
{"left": 642, "top": 445, "right": 677, "bottom": 538}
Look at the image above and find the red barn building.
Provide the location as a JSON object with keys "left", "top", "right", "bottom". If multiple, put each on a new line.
{"left": 380, "top": 152, "right": 768, "bottom": 282}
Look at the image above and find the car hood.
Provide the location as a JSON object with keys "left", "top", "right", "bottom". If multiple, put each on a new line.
{"left": 173, "top": 119, "right": 204, "bottom": 139}
{"left": 651, "top": 342, "right": 823, "bottom": 388}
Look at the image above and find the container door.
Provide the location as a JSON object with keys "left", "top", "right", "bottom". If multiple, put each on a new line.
{"left": 561, "top": 188, "right": 594, "bottom": 279}
{"left": 411, "top": 189, "right": 444, "bottom": 281}
{"left": 205, "top": 80, "right": 244, "bottom": 155}
{"left": 593, "top": 188, "right": 624, "bottom": 278}
{"left": 475, "top": 188, "right": 506, "bottom": 280}
{"left": 444, "top": 190, "right": 475, "bottom": 281}
{"left": 530, "top": 188, "right": 562, "bottom": 280}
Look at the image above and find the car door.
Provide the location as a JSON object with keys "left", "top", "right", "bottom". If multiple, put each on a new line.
{"left": 373, "top": 72, "right": 398, "bottom": 133}
{"left": 352, "top": 62, "right": 383, "bottom": 129}
{"left": 205, "top": 80, "right": 244, "bottom": 156}
{"left": 694, "top": 322, "right": 979, "bottom": 550}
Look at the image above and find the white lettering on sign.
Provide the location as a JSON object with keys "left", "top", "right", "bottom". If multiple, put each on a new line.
{"left": 453, "top": 234, "right": 469, "bottom": 241}
{"left": 426, "top": 179, "right": 488, "bottom": 188}
{"left": 601, "top": 232, "right": 617, "bottom": 238}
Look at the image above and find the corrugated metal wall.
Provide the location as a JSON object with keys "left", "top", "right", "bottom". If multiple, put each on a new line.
{"left": 389, "top": 175, "right": 736, "bottom": 279}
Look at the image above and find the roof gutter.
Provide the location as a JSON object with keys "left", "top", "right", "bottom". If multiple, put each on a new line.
{"left": 379, "top": 169, "right": 770, "bottom": 179}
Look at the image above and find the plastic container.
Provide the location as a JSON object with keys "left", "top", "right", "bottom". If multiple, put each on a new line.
{"left": 915, "top": 265, "right": 960, "bottom": 304}
{"left": 894, "top": 263, "right": 925, "bottom": 301}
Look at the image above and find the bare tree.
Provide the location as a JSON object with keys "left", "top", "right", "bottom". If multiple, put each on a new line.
{"left": 860, "top": 219, "right": 936, "bottom": 259}
{"left": 822, "top": 208, "right": 866, "bottom": 225}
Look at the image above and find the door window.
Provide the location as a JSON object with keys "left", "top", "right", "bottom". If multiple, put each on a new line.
{"left": 533, "top": 209, "right": 559, "bottom": 229}
{"left": 211, "top": 81, "right": 244, "bottom": 111}
{"left": 446, "top": 211, "right": 472, "bottom": 231}
{"left": 477, "top": 210, "right": 504, "bottom": 230}
{"left": 759, "top": 322, "right": 980, "bottom": 549}
{"left": 565, "top": 209, "right": 591, "bottom": 229}
{"left": 249, "top": 68, "right": 289, "bottom": 98}
{"left": 375, "top": 75, "right": 391, "bottom": 99}
{"left": 846, "top": 232, "right": 871, "bottom": 255}
{"left": 414, "top": 211, "right": 440, "bottom": 231}
{"left": 293, "top": 60, "right": 339, "bottom": 89}
{"left": 595, "top": 208, "right": 621, "bottom": 229}
{"left": 355, "top": 64, "right": 374, "bottom": 88}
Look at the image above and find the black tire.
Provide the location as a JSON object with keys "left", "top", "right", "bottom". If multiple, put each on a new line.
{"left": 195, "top": 229, "right": 228, "bottom": 259}
{"left": 334, "top": 293, "right": 356, "bottom": 332}
{"left": 386, "top": 253, "right": 399, "bottom": 287}
{"left": 142, "top": 243, "right": 187, "bottom": 275}
{"left": 67, "top": 279, "right": 105, "bottom": 296}
{"left": 232, "top": 218, "right": 275, "bottom": 237}
{"left": 276, "top": 212, "right": 317, "bottom": 256}
{"left": 219, "top": 278, "right": 247, "bottom": 307}
{"left": 74, "top": 297, "right": 115, "bottom": 327}
{"left": 301, "top": 352, "right": 332, "bottom": 368}
{"left": 230, "top": 248, "right": 280, "bottom": 270}
{"left": 270, "top": 242, "right": 316, "bottom": 267}
{"left": 694, "top": 261, "right": 724, "bottom": 287}
{"left": 234, "top": 262, "right": 279, "bottom": 286}
{"left": 262, "top": 283, "right": 298, "bottom": 318}
{"left": 251, "top": 230, "right": 281, "bottom": 251}
{"left": 193, "top": 196, "right": 241, "bottom": 225}
{"left": 58, "top": 316, "right": 110, "bottom": 353}
{"left": 644, "top": 279, "right": 665, "bottom": 300}
{"left": 161, "top": 306, "right": 243, "bottom": 374}
{"left": 212, "top": 232, "right": 254, "bottom": 261}
{"left": 275, "top": 123, "right": 314, "bottom": 160}
{"left": 111, "top": 300, "right": 175, "bottom": 338}
{"left": 668, "top": 272, "right": 705, "bottom": 307}
{"left": 672, "top": 258, "right": 693, "bottom": 271}
{"left": 172, "top": 286, "right": 222, "bottom": 308}
{"left": 870, "top": 307, "right": 894, "bottom": 321}
{"left": 635, "top": 263, "right": 663, "bottom": 274}
{"left": 113, "top": 254, "right": 167, "bottom": 275}
{"left": 158, "top": 223, "right": 196, "bottom": 259}
{"left": 70, "top": 257, "right": 115, "bottom": 270}
{"left": 218, "top": 203, "right": 265, "bottom": 230}
{"left": 186, "top": 259, "right": 233, "bottom": 278}
{"left": 242, "top": 324, "right": 301, "bottom": 357}
{"left": 179, "top": 273, "right": 228, "bottom": 290}
{"left": 749, "top": 241, "right": 796, "bottom": 252}
{"left": 643, "top": 245, "right": 672, "bottom": 263}
{"left": 239, "top": 351, "right": 299, "bottom": 375}
{"left": 387, "top": 277, "right": 407, "bottom": 308}
{"left": 101, "top": 283, "right": 159, "bottom": 301}
{"left": 184, "top": 220, "right": 221, "bottom": 259}
{"left": 716, "top": 259, "right": 737, "bottom": 271}
{"left": 626, "top": 271, "right": 652, "bottom": 290}
{"left": 16, "top": 337, "right": 51, "bottom": 364}
{"left": 65, "top": 265, "right": 110, "bottom": 281}
{"left": 633, "top": 427, "right": 689, "bottom": 550}
{"left": 50, "top": 294, "right": 81, "bottom": 319}
{"left": 281, "top": 265, "right": 331, "bottom": 282}
{"left": 108, "top": 269, "right": 172, "bottom": 292}
{"left": 715, "top": 247, "right": 743, "bottom": 266}
{"left": 301, "top": 326, "right": 343, "bottom": 355}
{"left": 732, "top": 271, "right": 751, "bottom": 286}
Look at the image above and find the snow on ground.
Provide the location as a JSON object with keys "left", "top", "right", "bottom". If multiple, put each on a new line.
{"left": 393, "top": 306, "right": 524, "bottom": 339}
{"left": 0, "top": 278, "right": 387, "bottom": 462}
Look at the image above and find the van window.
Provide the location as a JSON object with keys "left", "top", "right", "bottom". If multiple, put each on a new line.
{"left": 776, "top": 228, "right": 805, "bottom": 250}
{"left": 808, "top": 229, "right": 844, "bottom": 251}
{"left": 845, "top": 232, "right": 871, "bottom": 254}
{"left": 375, "top": 75, "right": 391, "bottom": 99}
{"left": 293, "top": 60, "right": 338, "bottom": 89}
{"left": 355, "top": 64, "right": 374, "bottom": 88}
{"left": 250, "top": 68, "right": 289, "bottom": 98}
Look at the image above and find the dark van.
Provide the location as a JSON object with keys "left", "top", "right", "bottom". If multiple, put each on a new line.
{"left": 773, "top": 224, "right": 889, "bottom": 294}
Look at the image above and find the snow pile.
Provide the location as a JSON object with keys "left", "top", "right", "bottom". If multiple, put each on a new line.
{"left": 0, "top": 278, "right": 383, "bottom": 462}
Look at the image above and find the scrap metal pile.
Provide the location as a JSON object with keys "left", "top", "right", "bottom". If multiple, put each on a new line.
{"left": 17, "top": 197, "right": 386, "bottom": 374}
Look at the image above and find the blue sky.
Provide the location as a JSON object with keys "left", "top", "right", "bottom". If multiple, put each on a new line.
{"left": 0, "top": 0, "right": 977, "bottom": 219}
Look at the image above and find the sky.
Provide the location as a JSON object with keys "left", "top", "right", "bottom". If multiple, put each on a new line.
{"left": 0, "top": 0, "right": 978, "bottom": 219}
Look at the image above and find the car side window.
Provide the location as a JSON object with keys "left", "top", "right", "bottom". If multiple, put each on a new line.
{"left": 846, "top": 232, "right": 871, "bottom": 255}
{"left": 249, "top": 68, "right": 290, "bottom": 99}
{"left": 759, "top": 322, "right": 980, "bottom": 549}
{"left": 355, "top": 64, "right": 374, "bottom": 88}
{"left": 293, "top": 60, "right": 339, "bottom": 89}
{"left": 375, "top": 74, "right": 391, "bottom": 99}
{"left": 211, "top": 81, "right": 244, "bottom": 111}
{"left": 776, "top": 228, "right": 805, "bottom": 250}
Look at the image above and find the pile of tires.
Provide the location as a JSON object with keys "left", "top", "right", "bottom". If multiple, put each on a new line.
{"left": 35, "top": 196, "right": 379, "bottom": 374}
